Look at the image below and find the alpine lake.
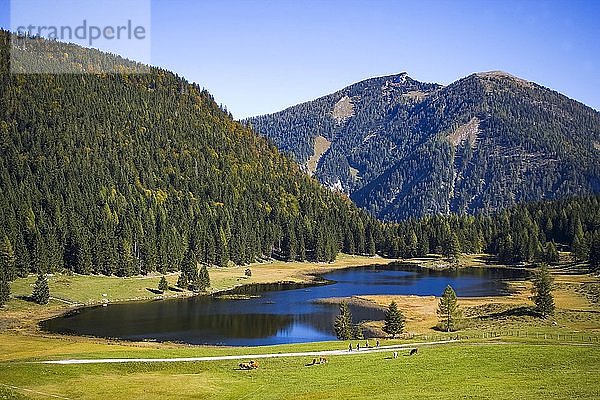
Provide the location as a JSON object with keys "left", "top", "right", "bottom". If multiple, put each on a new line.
{"left": 41, "top": 263, "right": 529, "bottom": 346}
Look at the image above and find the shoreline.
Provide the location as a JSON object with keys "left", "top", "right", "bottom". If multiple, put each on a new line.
{"left": 2, "top": 255, "right": 398, "bottom": 340}
{"left": 6, "top": 254, "right": 588, "bottom": 347}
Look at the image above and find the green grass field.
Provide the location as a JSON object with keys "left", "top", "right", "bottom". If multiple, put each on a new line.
{"left": 1, "top": 338, "right": 599, "bottom": 399}
{"left": 1, "top": 256, "right": 600, "bottom": 399}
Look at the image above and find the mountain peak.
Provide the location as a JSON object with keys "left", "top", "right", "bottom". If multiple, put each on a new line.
{"left": 247, "top": 70, "right": 600, "bottom": 221}
{"left": 473, "top": 70, "right": 533, "bottom": 87}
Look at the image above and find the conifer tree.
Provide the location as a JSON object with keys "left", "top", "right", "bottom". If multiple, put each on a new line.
{"left": 571, "top": 233, "right": 588, "bottom": 262}
{"left": 298, "top": 230, "right": 306, "bottom": 261}
{"left": 315, "top": 228, "right": 327, "bottom": 262}
{"left": 333, "top": 302, "right": 353, "bottom": 340}
{"left": 437, "top": 285, "right": 462, "bottom": 332}
{"left": 215, "top": 227, "right": 229, "bottom": 267}
{"left": 498, "top": 234, "right": 514, "bottom": 263}
{"left": 32, "top": 273, "right": 50, "bottom": 305}
{"left": 158, "top": 276, "right": 168, "bottom": 292}
{"left": 176, "top": 272, "right": 188, "bottom": 289}
{"left": 0, "top": 273, "right": 9, "bottom": 306}
{"left": 545, "top": 241, "right": 560, "bottom": 264}
{"left": 367, "top": 231, "right": 376, "bottom": 256}
{"left": 382, "top": 301, "right": 405, "bottom": 338}
{"left": 281, "top": 224, "right": 297, "bottom": 261}
{"left": 0, "top": 235, "right": 16, "bottom": 281}
{"left": 353, "top": 324, "right": 364, "bottom": 340}
{"left": 444, "top": 233, "right": 461, "bottom": 263}
{"left": 589, "top": 232, "right": 600, "bottom": 272}
{"left": 198, "top": 264, "right": 210, "bottom": 291}
{"left": 180, "top": 248, "right": 198, "bottom": 289}
{"left": 531, "top": 264, "right": 555, "bottom": 317}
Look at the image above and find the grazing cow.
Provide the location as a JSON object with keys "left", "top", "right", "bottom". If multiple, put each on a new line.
{"left": 239, "top": 360, "right": 259, "bottom": 370}
{"left": 319, "top": 357, "right": 328, "bottom": 364}
{"left": 409, "top": 348, "right": 418, "bottom": 356}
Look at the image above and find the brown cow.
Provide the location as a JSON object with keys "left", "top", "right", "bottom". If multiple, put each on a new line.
{"left": 239, "top": 360, "right": 259, "bottom": 370}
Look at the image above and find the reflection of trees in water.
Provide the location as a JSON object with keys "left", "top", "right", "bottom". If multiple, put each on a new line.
{"left": 42, "top": 265, "right": 530, "bottom": 344}
{"left": 292, "top": 312, "right": 336, "bottom": 334}
{"left": 186, "top": 313, "right": 294, "bottom": 338}
{"left": 220, "top": 281, "right": 328, "bottom": 297}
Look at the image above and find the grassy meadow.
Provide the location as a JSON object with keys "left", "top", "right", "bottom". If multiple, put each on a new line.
{"left": 1, "top": 254, "right": 600, "bottom": 399}
{"left": 1, "top": 337, "right": 599, "bottom": 400}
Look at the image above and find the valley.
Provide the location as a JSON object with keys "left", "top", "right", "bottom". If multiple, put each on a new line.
{"left": 1, "top": 4, "right": 600, "bottom": 397}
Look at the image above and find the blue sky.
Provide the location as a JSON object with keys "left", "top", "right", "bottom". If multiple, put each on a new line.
{"left": 2, "top": 0, "right": 599, "bottom": 118}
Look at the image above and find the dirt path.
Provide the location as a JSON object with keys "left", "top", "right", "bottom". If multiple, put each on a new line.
{"left": 41, "top": 340, "right": 456, "bottom": 365}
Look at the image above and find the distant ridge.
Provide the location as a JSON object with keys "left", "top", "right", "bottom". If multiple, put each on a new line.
{"left": 245, "top": 71, "right": 600, "bottom": 221}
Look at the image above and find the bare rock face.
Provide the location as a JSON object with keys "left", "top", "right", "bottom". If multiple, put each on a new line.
{"left": 332, "top": 95, "right": 355, "bottom": 124}
{"left": 447, "top": 117, "right": 480, "bottom": 147}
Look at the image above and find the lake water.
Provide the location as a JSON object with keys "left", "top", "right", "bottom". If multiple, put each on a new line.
{"left": 40, "top": 264, "right": 528, "bottom": 346}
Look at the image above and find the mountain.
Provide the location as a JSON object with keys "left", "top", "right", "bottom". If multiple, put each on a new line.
{"left": 245, "top": 71, "right": 600, "bottom": 221}
{"left": 0, "top": 30, "right": 383, "bottom": 279}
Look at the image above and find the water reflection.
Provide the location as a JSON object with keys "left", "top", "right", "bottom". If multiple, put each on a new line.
{"left": 41, "top": 264, "right": 527, "bottom": 346}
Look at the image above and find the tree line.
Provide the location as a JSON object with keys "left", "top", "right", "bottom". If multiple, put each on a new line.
{"left": 378, "top": 195, "right": 600, "bottom": 271}
{"left": 1, "top": 31, "right": 599, "bottom": 308}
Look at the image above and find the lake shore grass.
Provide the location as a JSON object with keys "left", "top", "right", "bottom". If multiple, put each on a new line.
{"left": 1, "top": 254, "right": 599, "bottom": 399}
{"left": 2, "top": 254, "right": 396, "bottom": 333}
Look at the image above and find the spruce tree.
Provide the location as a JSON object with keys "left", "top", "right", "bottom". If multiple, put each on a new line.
{"left": 32, "top": 273, "right": 50, "bottom": 305}
{"left": 353, "top": 324, "right": 364, "bottom": 340}
{"left": 0, "top": 273, "right": 9, "bottom": 306}
{"left": 498, "top": 234, "right": 514, "bottom": 263}
{"left": 444, "top": 233, "right": 461, "bottom": 263}
{"left": 382, "top": 301, "right": 405, "bottom": 338}
{"left": 215, "top": 227, "right": 229, "bottom": 267}
{"left": 158, "top": 276, "right": 168, "bottom": 292}
{"left": 198, "top": 264, "right": 210, "bottom": 291}
{"left": 176, "top": 272, "right": 188, "bottom": 289}
{"left": 437, "top": 285, "right": 462, "bottom": 332}
{"left": 281, "top": 224, "right": 297, "bottom": 261}
{"left": 298, "top": 232, "right": 306, "bottom": 261}
{"left": 333, "top": 302, "right": 353, "bottom": 340}
{"left": 544, "top": 241, "right": 560, "bottom": 264}
{"left": 531, "top": 264, "right": 555, "bottom": 317}
{"left": 571, "top": 233, "right": 588, "bottom": 262}
{"left": 589, "top": 232, "right": 600, "bottom": 272}
{"left": 0, "top": 234, "right": 16, "bottom": 281}
{"left": 315, "top": 228, "right": 326, "bottom": 262}
{"left": 367, "top": 232, "right": 376, "bottom": 256}
{"left": 180, "top": 248, "right": 198, "bottom": 288}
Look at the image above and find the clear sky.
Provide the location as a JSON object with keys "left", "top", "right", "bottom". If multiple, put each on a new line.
{"left": 2, "top": 0, "right": 599, "bottom": 118}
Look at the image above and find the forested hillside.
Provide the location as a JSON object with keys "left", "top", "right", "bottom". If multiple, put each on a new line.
{"left": 1, "top": 31, "right": 598, "bottom": 296}
{"left": 0, "top": 30, "right": 382, "bottom": 280}
{"left": 385, "top": 195, "right": 600, "bottom": 271}
{"left": 246, "top": 72, "right": 600, "bottom": 221}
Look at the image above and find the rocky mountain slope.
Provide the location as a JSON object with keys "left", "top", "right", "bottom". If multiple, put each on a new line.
{"left": 246, "top": 71, "right": 600, "bottom": 220}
